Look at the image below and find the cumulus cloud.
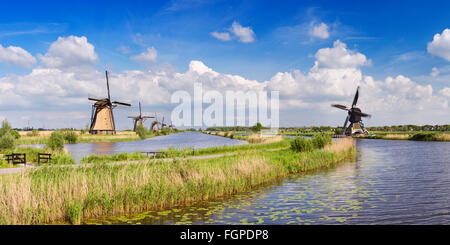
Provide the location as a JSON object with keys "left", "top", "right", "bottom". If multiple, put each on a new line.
{"left": 427, "top": 28, "right": 450, "bottom": 61}
{"left": 211, "top": 21, "right": 255, "bottom": 43}
{"left": 211, "top": 31, "right": 231, "bottom": 41}
{"left": 431, "top": 67, "right": 439, "bottom": 77}
{"left": 0, "top": 44, "right": 36, "bottom": 68}
{"left": 131, "top": 47, "right": 158, "bottom": 64}
{"left": 230, "top": 21, "right": 255, "bottom": 43}
{"left": 1, "top": 36, "right": 450, "bottom": 128}
{"left": 38, "top": 36, "right": 98, "bottom": 69}
{"left": 309, "top": 22, "right": 330, "bottom": 39}
{"left": 315, "top": 40, "right": 368, "bottom": 69}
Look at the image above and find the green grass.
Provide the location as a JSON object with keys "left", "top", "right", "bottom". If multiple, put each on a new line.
{"left": 80, "top": 152, "right": 148, "bottom": 164}
{"left": 0, "top": 139, "right": 355, "bottom": 225}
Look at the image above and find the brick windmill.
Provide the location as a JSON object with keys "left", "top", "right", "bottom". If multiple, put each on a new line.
{"left": 128, "top": 102, "right": 154, "bottom": 131}
{"left": 88, "top": 71, "right": 131, "bottom": 135}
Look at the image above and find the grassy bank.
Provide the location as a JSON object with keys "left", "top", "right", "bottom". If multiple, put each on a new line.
{"left": 0, "top": 138, "right": 354, "bottom": 225}
{"left": 358, "top": 132, "right": 450, "bottom": 141}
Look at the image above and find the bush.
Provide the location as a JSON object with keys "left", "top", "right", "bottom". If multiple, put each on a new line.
{"left": 0, "top": 132, "right": 16, "bottom": 150}
{"left": 135, "top": 125, "right": 150, "bottom": 139}
{"left": 290, "top": 137, "right": 314, "bottom": 152}
{"left": 63, "top": 130, "right": 78, "bottom": 144}
{"left": 49, "top": 153, "right": 76, "bottom": 165}
{"left": 11, "top": 130, "right": 20, "bottom": 139}
{"left": 312, "top": 134, "right": 332, "bottom": 149}
{"left": 46, "top": 131, "right": 65, "bottom": 151}
{"left": 0, "top": 120, "right": 12, "bottom": 137}
{"left": 26, "top": 129, "right": 40, "bottom": 137}
{"left": 409, "top": 133, "right": 437, "bottom": 141}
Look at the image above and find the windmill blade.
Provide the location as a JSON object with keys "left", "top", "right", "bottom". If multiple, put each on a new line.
{"left": 142, "top": 116, "right": 155, "bottom": 119}
{"left": 88, "top": 97, "right": 104, "bottom": 102}
{"left": 139, "top": 102, "right": 142, "bottom": 117}
{"left": 353, "top": 110, "right": 371, "bottom": 118}
{"left": 105, "top": 70, "right": 111, "bottom": 101}
{"left": 352, "top": 86, "right": 360, "bottom": 108}
{"left": 112, "top": 101, "right": 131, "bottom": 106}
{"left": 331, "top": 104, "right": 349, "bottom": 111}
{"left": 342, "top": 114, "right": 350, "bottom": 135}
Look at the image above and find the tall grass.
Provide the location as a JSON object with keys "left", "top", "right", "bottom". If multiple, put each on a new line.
{"left": 0, "top": 138, "right": 354, "bottom": 225}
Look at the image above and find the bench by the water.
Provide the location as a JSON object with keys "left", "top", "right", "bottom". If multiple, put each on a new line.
{"left": 38, "top": 153, "right": 52, "bottom": 164}
{"left": 5, "top": 153, "right": 26, "bottom": 165}
{"left": 141, "top": 151, "right": 166, "bottom": 158}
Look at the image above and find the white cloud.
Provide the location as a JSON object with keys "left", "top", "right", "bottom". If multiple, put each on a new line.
{"left": 427, "top": 28, "right": 450, "bottom": 61}
{"left": 211, "top": 31, "right": 231, "bottom": 41}
{"left": 229, "top": 21, "right": 255, "bottom": 43}
{"left": 2, "top": 37, "right": 450, "bottom": 128}
{"left": 315, "top": 40, "right": 367, "bottom": 69}
{"left": 0, "top": 44, "right": 36, "bottom": 68}
{"left": 309, "top": 22, "right": 330, "bottom": 39}
{"left": 431, "top": 67, "right": 439, "bottom": 77}
{"left": 131, "top": 47, "right": 158, "bottom": 64}
{"left": 39, "top": 36, "right": 98, "bottom": 69}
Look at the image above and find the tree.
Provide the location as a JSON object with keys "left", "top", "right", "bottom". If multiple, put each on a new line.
{"left": 251, "top": 122, "right": 263, "bottom": 132}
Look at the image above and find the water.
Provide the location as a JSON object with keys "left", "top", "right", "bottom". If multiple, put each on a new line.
{"left": 84, "top": 138, "right": 450, "bottom": 225}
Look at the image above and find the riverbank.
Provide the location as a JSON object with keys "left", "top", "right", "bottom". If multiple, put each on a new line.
{"left": 0, "top": 138, "right": 355, "bottom": 225}
{"left": 356, "top": 132, "right": 450, "bottom": 141}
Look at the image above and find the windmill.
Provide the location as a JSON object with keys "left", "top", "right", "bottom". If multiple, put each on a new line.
{"left": 151, "top": 113, "right": 160, "bottom": 132}
{"left": 128, "top": 102, "right": 154, "bottom": 131}
{"left": 161, "top": 116, "right": 167, "bottom": 129}
{"left": 331, "top": 86, "right": 371, "bottom": 136}
{"left": 88, "top": 71, "right": 131, "bottom": 135}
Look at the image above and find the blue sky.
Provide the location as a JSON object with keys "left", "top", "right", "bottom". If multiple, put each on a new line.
{"left": 1, "top": 0, "right": 450, "bottom": 129}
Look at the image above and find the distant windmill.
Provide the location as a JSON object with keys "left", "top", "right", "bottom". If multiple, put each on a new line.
{"left": 331, "top": 86, "right": 371, "bottom": 136}
{"left": 128, "top": 102, "right": 154, "bottom": 131}
{"left": 161, "top": 116, "right": 167, "bottom": 129}
{"left": 151, "top": 113, "right": 160, "bottom": 132}
{"left": 88, "top": 71, "right": 131, "bottom": 135}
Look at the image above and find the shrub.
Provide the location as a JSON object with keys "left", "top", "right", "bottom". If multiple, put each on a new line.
{"left": 0, "top": 120, "right": 12, "bottom": 137}
{"left": 135, "top": 125, "right": 150, "bottom": 139}
{"left": 251, "top": 122, "right": 263, "bottom": 132}
{"left": 26, "top": 129, "right": 40, "bottom": 137}
{"left": 46, "top": 131, "right": 65, "bottom": 151}
{"left": 290, "top": 137, "right": 314, "bottom": 152}
{"left": 63, "top": 130, "right": 78, "bottom": 144}
{"left": 0, "top": 132, "right": 16, "bottom": 150}
{"left": 312, "top": 134, "right": 332, "bottom": 149}
{"left": 11, "top": 130, "right": 20, "bottom": 139}
{"left": 409, "top": 133, "right": 437, "bottom": 141}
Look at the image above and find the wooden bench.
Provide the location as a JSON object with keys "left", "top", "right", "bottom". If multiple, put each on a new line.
{"left": 5, "top": 153, "right": 26, "bottom": 165}
{"left": 38, "top": 153, "right": 52, "bottom": 164}
{"left": 141, "top": 151, "right": 166, "bottom": 158}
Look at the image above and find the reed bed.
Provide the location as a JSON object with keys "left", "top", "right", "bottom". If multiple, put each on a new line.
{"left": 0, "top": 139, "right": 355, "bottom": 225}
